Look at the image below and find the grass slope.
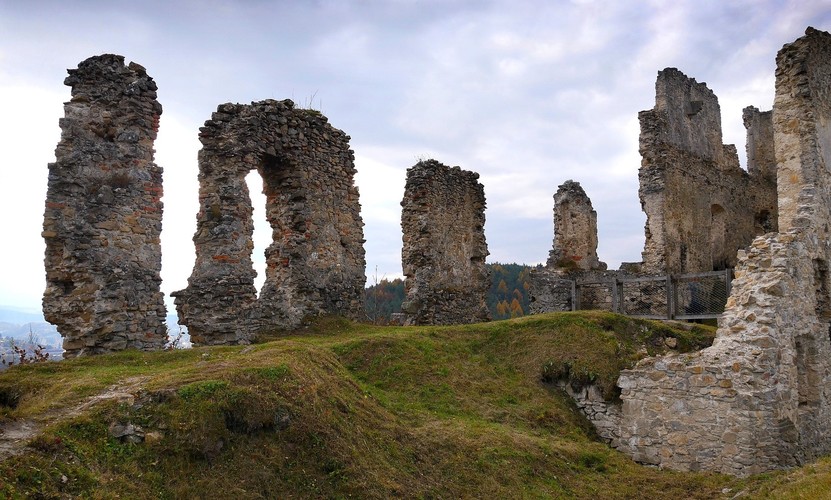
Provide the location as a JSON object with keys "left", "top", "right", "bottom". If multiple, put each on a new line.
{"left": 0, "top": 312, "right": 821, "bottom": 498}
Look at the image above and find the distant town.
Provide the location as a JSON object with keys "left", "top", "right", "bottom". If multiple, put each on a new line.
{"left": 0, "top": 306, "right": 188, "bottom": 368}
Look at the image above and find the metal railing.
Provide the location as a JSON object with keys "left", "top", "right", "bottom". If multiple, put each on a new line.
{"left": 572, "top": 269, "right": 732, "bottom": 320}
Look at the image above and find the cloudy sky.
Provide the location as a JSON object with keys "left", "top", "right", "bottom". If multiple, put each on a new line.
{"left": 1, "top": 0, "right": 830, "bottom": 314}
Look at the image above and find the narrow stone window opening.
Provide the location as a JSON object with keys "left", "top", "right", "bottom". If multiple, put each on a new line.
{"left": 755, "top": 210, "right": 774, "bottom": 235}
{"left": 711, "top": 204, "right": 727, "bottom": 271}
{"left": 686, "top": 100, "right": 703, "bottom": 116}
{"left": 814, "top": 258, "right": 831, "bottom": 342}
{"left": 245, "top": 170, "right": 268, "bottom": 297}
{"left": 796, "top": 259, "right": 831, "bottom": 409}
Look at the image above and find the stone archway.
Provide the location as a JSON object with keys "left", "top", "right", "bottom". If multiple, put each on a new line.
{"left": 173, "top": 100, "right": 366, "bottom": 345}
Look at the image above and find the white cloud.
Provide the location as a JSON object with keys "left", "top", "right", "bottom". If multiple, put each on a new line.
{"left": 0, "top": 81, "right": 64, "bottom": 308}
{"left": 1, "top": 0, "right": 830, "bottom": 315}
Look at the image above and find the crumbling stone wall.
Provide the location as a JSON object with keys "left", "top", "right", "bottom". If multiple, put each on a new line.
{"left": 530, "top": 180, "right": 610, "bottom": 314}
{"left": 614, "top": 27, "right": 831, "bottom": 476}
{"left": 639, "top": 68, "right": 778, "bottom": 274}
{"left": 531, "top": 72, "right": 779, "bottom": 314}
{"left": 400, "top": 160, "right": 490, "bottom": 325}
{"left": 173, "top": 100, "right": 366, "bottom": 345}
{"left": 546, "top": 180, "right": 606, "bottom": 271}
{"left": 42, "top": 54, "right": 167, "bottom": 357}
{"left": 528, "top": 272, "right": 575, "bottom": 313}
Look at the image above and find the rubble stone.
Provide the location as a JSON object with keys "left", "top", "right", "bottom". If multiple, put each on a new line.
{"left": 42, "top": 54, "right": 167, "bottom": 357}
{"left": 400, "top": 160, "right": 490, "bottom": 325}
{"left": 173, "top": 100, "right": 366, "bottom": 345}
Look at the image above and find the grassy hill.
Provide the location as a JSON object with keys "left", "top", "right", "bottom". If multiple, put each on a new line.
{"left": 0, "top": 312, "right": 827, "bottom": 498}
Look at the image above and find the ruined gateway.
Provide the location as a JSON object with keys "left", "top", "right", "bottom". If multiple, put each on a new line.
{"left": 172, "top": 100, "right": 367, "bottom": 345}
{"left": 531, "top": 28, "right": 831, "bottom": 475}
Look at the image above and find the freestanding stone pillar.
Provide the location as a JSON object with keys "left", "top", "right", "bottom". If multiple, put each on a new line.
{"left": 173, "top": 100, "right": 366, "bottom": 345}
{"left": 42, "top": 54, "right": 167, "bottom": 357}
{"left": 546, "top": 180, "right": 606, "bottom": 271}
{"left": 400, "top": 159, "right": 490, "bottom": 325}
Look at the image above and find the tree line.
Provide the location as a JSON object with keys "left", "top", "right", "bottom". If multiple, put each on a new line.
{"left": 364, "top": 262, "right": 534, "bottom": 323}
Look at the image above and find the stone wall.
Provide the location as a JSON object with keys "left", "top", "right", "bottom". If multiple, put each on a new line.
{"left": 556, "top": 382, "right": 622, "bottom": 446}
{"left": 528, "top": 271, "right": 574, "bottom": 313}
{"left": 639, "top": 68, "right": 778, "bottom": 274}
{"left": 546, "top": 180, "right": 606, "bottom": 271}
{"left": 531, "top": 70, "right": 779, "bottom": 314}
{"left": 400, "top": 160, "right": 490, "bottom": 325}
{"left": 614, "top": 27, "right": 831, "bottom": 476}
{"left": 42, "top": 54, "right": 167, "bottom": 357}
{"left": 173, "top": 100, "right": 366, "bottom": 345}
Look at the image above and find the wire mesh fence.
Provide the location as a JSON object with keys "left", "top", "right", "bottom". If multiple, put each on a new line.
{"left": 574, "top": 281, "right": 616, "bottom": 312}
{"left": 619, "top": 276, "right": 670, "bottom": 319}
{"left": 673, "top": 271, "right": 732, "bottom": 320}
{"left": 572, "top": 269, "right": 731, "bottom": 320}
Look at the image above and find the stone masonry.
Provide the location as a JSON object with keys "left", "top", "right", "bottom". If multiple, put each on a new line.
{"left": 173, "top": 100, "right": 366, "bottom": 345}
{"left": 561, "top": 27, "right": 831, "bottom": 476}
{"left": 639, "top": 68, "right": 778, "bottom": 274}
{"left": 400, "top": 160, "right": 490, "bottom": 325}
{"left": 546, "top": 180, "right": 607, "bottom": 271}
{"left": 42, "top": 54, "right": 167, "bottom": 357}
{"left": 530, "top": 66, "right": 780, "bottom": 316}
{"left": 529, "top": 181, "right": 640, "bottom": 314}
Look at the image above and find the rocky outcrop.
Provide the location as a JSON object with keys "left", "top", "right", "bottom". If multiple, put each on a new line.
{"left": 42, "top": 54, "right": 167, "bottom": 357}
{"left": 173, "top": 100, "right": 366, "bottom": 345}
{"left": 400, "top": 160, "right": 490, "bottom": 325}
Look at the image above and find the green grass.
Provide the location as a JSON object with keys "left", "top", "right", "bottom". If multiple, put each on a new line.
{"left": 0, "top": 312, "right": 820, "bottom": 498}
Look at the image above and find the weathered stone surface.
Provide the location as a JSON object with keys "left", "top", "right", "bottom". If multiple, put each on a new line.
{"left": 528, "top": 271, "right": 575, "bottom": 313}
{"left": 42, "top": 54, "right": 167, "bottom": 357}
{"left": 610, "top": 27, "right": 831, "bottom": 476}
{"left": 546, "top": 180, "right": 606, "bottom": 271}
{"left": 531, "top": 67, "right": 779, "bottom": 314}
{"left": 173, "top": 100, "right": 366, "bottom": 345}
{"left": 639, "top": 68, "right": 778, "bottom": 274}
{"left": 556, "top": 381, "right": 622, "bottom": 447}
{"left": 400, "top": 159, "right": 490, "bottom": 325}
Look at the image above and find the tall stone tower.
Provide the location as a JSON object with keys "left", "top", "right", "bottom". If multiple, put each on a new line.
{"left": 43, "top": 54, "right": 167, "bottom": 357}
{"left": 400, "top": 159, "right": 490, "bottom": 325}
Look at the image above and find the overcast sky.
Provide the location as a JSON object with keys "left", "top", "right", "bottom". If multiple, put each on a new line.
{"left": 1, "top": 0, "right": 830, "bottom": 314}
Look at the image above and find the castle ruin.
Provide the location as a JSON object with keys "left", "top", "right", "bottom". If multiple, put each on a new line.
{"left": 42, "top": 54, "right": 168, "bottom": 357}
{"left": 615, "top": 27, "right": 831, "bottom": 475}
{"left": 172, "top": 100, "right": 366, "bottom": 345}
{"left": 400, "top": 160, "right": 490, "bottom": 325}
{"left": 546, "top": 180, "right": 606, "bottom": 271}
{"left": 638, "top": 68, "right": 778, "bottom": 274}
{"left": 530, "top": 61, "right": 780, "bottom": 314}
{"left": 38, "top": 27, "right": 831, "bottom": 478}
{"left": 536, "top": 27, "right": 831, "bottom": 476}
